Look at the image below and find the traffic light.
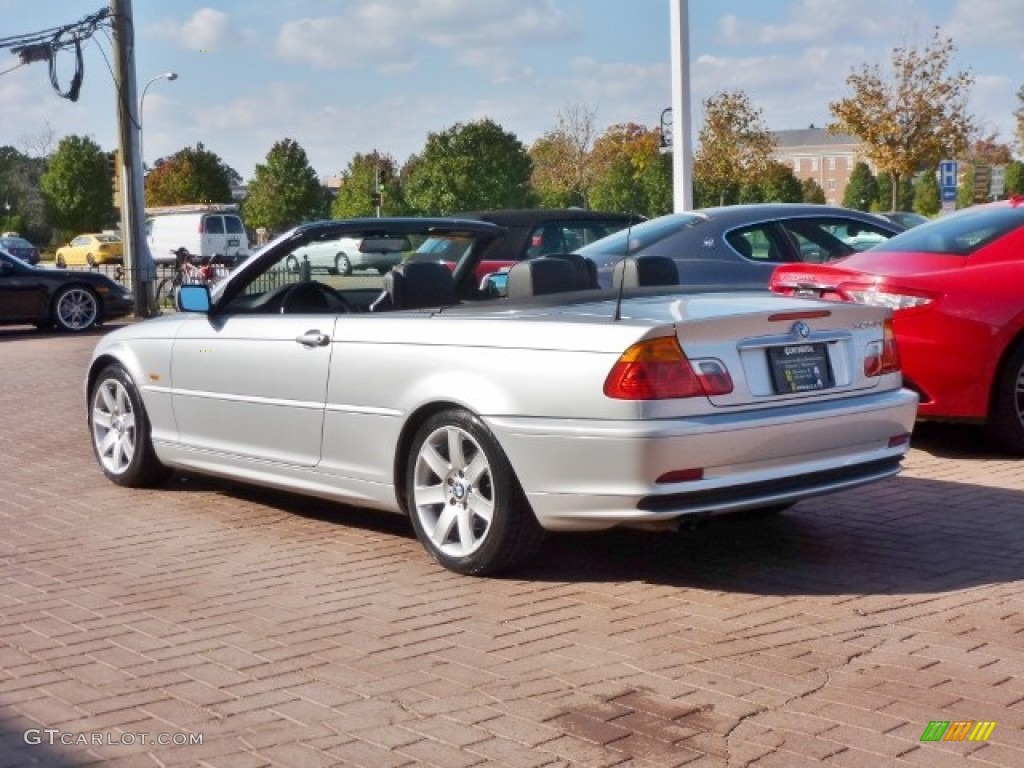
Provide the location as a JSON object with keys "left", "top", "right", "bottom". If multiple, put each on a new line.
{"left": 110, "top": 149, "right": 121, "bottom": 209}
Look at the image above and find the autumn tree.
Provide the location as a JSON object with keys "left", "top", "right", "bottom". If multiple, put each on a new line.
{"left": 962, "top": 133, "right": 1014, "bottom": 166}
{"left": 529, "top": 103, "right": 597, "bottom": 208}
{"left": 39, "top": 135, "right": 114, "bottom": 237}
{"left": 588, "top": 123, "right": 671, "bottom": 217}
{"left": 145, "top": 143, "right": 237, "bottom": 206}
{"left": 694, "top": 89, "right": 775, "bottom": 206}
{"left": 243, "top": 139, "right": 325, "bottom": 232}
{"left": 828, "top": 28, "right": 975, "bottom": 209}
{"left": 331, "top": 151, "right": 408, "bottom": 218}
{"left": 403, "top": 119, "right": 534, "bottom": 214}
{"left": 842, "top": 162, "right": 878, "bottom": 210}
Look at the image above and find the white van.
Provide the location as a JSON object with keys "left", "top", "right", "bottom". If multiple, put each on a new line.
{"left": 145, "top": 205, "right": 250, "bottom": 265}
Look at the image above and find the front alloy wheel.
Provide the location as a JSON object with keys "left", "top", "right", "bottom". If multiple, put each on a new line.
{"left": 90, "top": 365, "right": 167, "bottom": 486}
{"left": 53, "top": 286, "right": 98, "bottom": 331}
{"left": 407, "top": 409, "right": 543, "bottom": 575}
{"left": 987, "top": 343, "right": 1024, "bottom": 455}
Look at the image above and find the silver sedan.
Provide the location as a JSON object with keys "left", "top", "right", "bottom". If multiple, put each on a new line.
{"left": 86, "top": 217, "right": 918, "bottom": 575}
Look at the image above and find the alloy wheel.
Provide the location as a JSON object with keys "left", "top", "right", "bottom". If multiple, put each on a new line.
{"left": 55, "top": 288, "right": 98, "bottom": 331}
{"left": 91, "top": 377, "right": 137, "bottom": 475}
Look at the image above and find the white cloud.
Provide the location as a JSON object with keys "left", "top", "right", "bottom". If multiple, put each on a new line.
{"left": 945, "top": 0, "right": 1024, "bottom": 47}
{"left": 148, "top": 8, "right": 236, "bottom": 51}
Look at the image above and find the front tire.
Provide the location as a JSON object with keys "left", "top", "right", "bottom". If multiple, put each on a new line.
{"left": 56, "top": 255, "right": 66, "bottom": 268}
{"left": 52, "top": 286, "right": 99, "bottom": 331}
{"left": 335, "top": 254, "right": 352, "bottom": 276}
{"left": 987, "top": 343, "right": 1024, "bottom": 455}
{"left": 406, "top": 409, "right": 544, "bottom": 575}
{"left": 89, "top": 365, "right": 168, "bottom": 487}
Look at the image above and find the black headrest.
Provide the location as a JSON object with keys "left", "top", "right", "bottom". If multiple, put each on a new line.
{"left": 545, "top": 252, "right": 599, "bottom": 289}
{"left": 507, "top": 257, "right": 582, "bottom": 298}
{"left": 371, "top": 261, "right": 455, "bottom": 311}
{"left": 612, "top": 255, "right": 679, "bottom": 289}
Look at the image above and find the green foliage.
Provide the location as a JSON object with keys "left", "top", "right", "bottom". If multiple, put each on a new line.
{"left": 694, "top": 89, "right": 775, "bottom": 206}
{"left": 528, "top": 104, "right": 597, "bottom": 209}
{"left": 740, "top": 161, "right": 803, "bottom": 203}
{"left": 0, "top": 145, "right": 48, "bottom": 242}
{"left": 914, "top": 169, "right": 940, "bottom": 215}
{"left": 876, "top": 172, "right": 914, "bottom": 211}
{"left": 145, "top": 144, "right": 235, "bottom": 207}
{"left": 801, "top": 178, "right": 827, "bottom": 204}
{"left": 842, "top": 162, "right": 878, "bottom": 210}
{"left": 588, "top": 124, "right": 670, "bottom": 216}
{"left": 39, "top": 135, "right": 114, "bottom": 235}
{"left": 403, "top": 119, "right": 534, "bottom": 214}
{"left": 331, "top": 151, "right": 409, "bottom": 218}
{"left": 1015, "top": 85, "right": 1024, "bottom": 155}
{"left": 829, "top": 28, "right": 975, "bottom": 209}
{"left": 1005, "top": 161, "right": 1024, "bottom": 195}
{"left": 243, "top": 138, "right": 325, "bottom": 231}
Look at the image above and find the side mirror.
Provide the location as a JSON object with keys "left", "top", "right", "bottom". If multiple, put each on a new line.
{"left": 177, "top": 284, "right": 211, "bottom": 313}
{"left": 480, "top": 271, "right": 509, "bottom": 298}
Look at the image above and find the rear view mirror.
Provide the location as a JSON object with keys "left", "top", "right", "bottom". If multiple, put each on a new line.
{"left": 177, "top": 284, "right": 211, "bottom": 313}
{"left": 480, "top": 271, "right": 509, "bottom": 298}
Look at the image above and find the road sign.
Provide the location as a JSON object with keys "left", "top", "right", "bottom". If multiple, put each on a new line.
{"left": 991, "top": 165, "right": 1006, "bottom": 198}
{"left": 941, "top": 187, "right": 958, "bottom": 202}
{"left": 939, "top": 160, "right": 958, "bottom": 205}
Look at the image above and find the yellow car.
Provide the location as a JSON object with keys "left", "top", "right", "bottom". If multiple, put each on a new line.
{"left": 55, "top": 233, "right": 124, "bottom": 267}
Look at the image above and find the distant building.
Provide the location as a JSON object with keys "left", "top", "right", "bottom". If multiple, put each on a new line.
{"left": 772, "top": 127, "right": 865, "bottom": 206}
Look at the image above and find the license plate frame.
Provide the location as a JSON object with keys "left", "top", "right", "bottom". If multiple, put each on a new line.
{"left": 767, "top": 342, "right": 834, "bottom": 394}
{"left": 227, "top": 238, "right": 240, "bottom": 247}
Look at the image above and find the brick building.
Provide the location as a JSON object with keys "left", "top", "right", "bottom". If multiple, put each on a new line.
{"left": 772, "top": 127, "right": 865, "bottom": 206}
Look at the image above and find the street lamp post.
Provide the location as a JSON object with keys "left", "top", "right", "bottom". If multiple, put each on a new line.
{"left": 139, "top": 71, "right": 178, "bottom": 169}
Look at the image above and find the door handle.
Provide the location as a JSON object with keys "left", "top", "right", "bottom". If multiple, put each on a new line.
{"left": 295, "top": 330, "right": 330, "bottom": 347}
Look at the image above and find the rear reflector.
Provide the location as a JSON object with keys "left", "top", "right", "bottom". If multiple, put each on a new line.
{"left": 888, "top": 433, "right": 911, "bottom": 448}
{"left": 656, "top": 468, "right": 704, "bottom": 484}
{"left": 864, "top": 318, "right": 901, "bottom": 377}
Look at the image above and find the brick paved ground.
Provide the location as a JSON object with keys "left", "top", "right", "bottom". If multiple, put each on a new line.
{"left": 1, "top": 323, "right": 1022, "bottom": 767}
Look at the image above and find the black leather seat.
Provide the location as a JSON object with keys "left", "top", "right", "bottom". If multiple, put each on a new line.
{"left": 545, "top": 252, "right": 600, "bottom": 289}
{"left": 370, "top": 262, "right": 455, "bottom": 311}
{"left": 612, "top": 255, "right": 679, "bottom": 289}
{"left": 507, "top": 257, "right": 590, "bottom": 298}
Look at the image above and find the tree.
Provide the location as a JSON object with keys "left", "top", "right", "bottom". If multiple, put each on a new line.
{"left": 39, "top": 135, "right": 113, "bottom": 237}
{"left": 740, "top": 161, "right": 803, "bottom": 203}
{"left": 842, "top": 162, "right": 878, "bottom": 210}
{"left": 331, "top": 151, "right": 408, "bottom": 218}
{"left": 1005, "top": 161, "right": 1024, "bottom": 196}
{"left": 588, "top": 123, "right": 670, "bottom": 216}
{"left": 962, "top": 133, "right": 1013, "bottom": 166}
{"left": 403, "top": 119, "right": 534, "bottom": 214}
{"left": 0, "top": 145, "right": 48, "bottom": 242}
{"left": 876, "top": 172, "right": 914, "bottom": 211}
{"left": 145, "top": 144, "right": 236, "bottom": 206}
{"left": 1015, "top": 85, "right": 1024, "bottom": 155}
{"left": 801, "top": 178, "right": 826, "bottom": 204}
{"left": 828, "top": 28, "right": 975, "bottom": 209}
{"left": 529, "top": 103, "right": 597, "bottom": 208}
{"left": 243, "top": 138, "right": 324, "bottom": 232}
{"left": 694, "top": 89, "right": 775, "bottom": 206}
{"left": 913, "top": 168, "right": 940, "bottom": 216}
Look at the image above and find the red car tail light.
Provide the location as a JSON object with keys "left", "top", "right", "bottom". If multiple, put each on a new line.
{"left": 864, "top": 318, "right": 901, "bottom": 377}
{"left": 604, "top": 337, "right": 733, "bottom": 400}
{"left": 842, "top": 285, "right": 934, "bottom": 311}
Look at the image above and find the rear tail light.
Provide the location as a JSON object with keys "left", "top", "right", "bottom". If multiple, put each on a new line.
{"left": 864, "top": 318, "right": 901, "bottom": 377}
{"left": 604, "top": 337, "right": 733, "bottom": 400}
{"left": 843, "top": 286, "right": 934, "bottom": 310}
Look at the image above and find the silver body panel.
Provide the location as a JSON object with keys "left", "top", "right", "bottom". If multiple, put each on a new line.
{"left": 89, "top": 291, "right": 917, "bottom": 531}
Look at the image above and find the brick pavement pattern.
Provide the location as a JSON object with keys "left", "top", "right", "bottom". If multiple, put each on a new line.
{"left": 1, "top": 323, "right": 1022, "bottom": 767}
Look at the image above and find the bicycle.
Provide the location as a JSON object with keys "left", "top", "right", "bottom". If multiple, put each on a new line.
{"left": 154, "top": 249, "right": 230, "bottom": 311}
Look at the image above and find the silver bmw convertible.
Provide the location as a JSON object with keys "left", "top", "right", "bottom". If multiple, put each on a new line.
{"left": 86, "top": 217, "right": 918, "bottom": 575}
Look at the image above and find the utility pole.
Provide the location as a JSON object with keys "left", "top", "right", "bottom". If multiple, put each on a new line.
{"left": 669, "top": 0, "right": 694, "bottom": 211}
{"left": 110, "top": 0, "right": 156, "bottom": 316}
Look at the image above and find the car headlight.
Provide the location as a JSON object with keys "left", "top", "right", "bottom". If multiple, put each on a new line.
{"left": 843, "top": 288, "right": 934, "bottom": 310}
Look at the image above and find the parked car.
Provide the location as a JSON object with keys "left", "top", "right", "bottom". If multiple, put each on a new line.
{"left": 285, "top": 234, "right": 408, "bottom": 275}
{"left": 770, "top": 198, "right": 1024, "bottom": 454}
{"left": 879, "top": 211, "right": 930, "bottom": 229}
{"left": 55, "top": 233, "right": 124, "bottom": 267}
{"left": 0, "top": 249, "right": 133, "bottom": 331}
{"left": 576, "top": 204, "right": 905, "bottom": 289}
{"left": 0, "top": 234, "right": 39, "bottom": 265}
{"left": 85, "top": 216, "right": 916, "bottom": 576}
{"left": 146, "top": 205, "right": 249, "bottom": 265}
{"left": 408, "top": 208, "right": 644, "bottom": 282}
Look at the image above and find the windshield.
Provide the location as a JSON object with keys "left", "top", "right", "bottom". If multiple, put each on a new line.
{"left": 577, "top": 213, "right": 704, "bottom": 256}
{"left": 872, "top": 207, "right": 1024, "bottom": 257}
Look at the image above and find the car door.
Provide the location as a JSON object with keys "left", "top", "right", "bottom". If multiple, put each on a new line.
{"left": 170, "top": 311, "right": 336, "bottom": 466}
{"left": 0, "top": 256, "right": 49, "bottom": 321}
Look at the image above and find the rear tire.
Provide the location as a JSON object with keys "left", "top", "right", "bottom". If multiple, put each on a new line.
{"left": 987, "top": 343, "right": 1024, "bottom": 455}
{"left": 405, "top": 409, "right": 544, "bottom": 575}
{"left": 335, "top": 254, "right": 352, "bottom": 276}
{"left": 89, "top": 364, "right": 169, "bottom": 487}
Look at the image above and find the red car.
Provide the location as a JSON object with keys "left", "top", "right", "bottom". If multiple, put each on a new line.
{"left": 770, "top": 198, "right": 1024, "bottom": 454}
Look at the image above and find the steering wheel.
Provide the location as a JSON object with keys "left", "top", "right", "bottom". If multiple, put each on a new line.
{"left": 279, "top": 281, "right": 351, "bottom": 314}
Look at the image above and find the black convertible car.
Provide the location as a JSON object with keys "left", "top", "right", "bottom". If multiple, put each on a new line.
{"left": 0, "top": 250, "right": 134, "bottom": 332}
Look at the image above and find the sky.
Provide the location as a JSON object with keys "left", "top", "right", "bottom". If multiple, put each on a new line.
{"left": 0, "top": 0, "right": 1021, "bottom": 183}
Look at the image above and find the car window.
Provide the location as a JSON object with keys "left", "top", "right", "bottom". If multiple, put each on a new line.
{"left": 873, "top": 207, "right": 1024, "bottom": 256}
{"left": 577, "top": 213, "right": 703, "bottom": 256}
{"left": 525, "top": 220, "right": 633, "bottom": 259}
{"left": 726, "top": 225, "right": 792, "bottom": 262}
{"left": 205, "top": 216, "right": 225, "bottom": 235}
{"left": 225, "top": 216, "right": 245, "bottom": 234}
